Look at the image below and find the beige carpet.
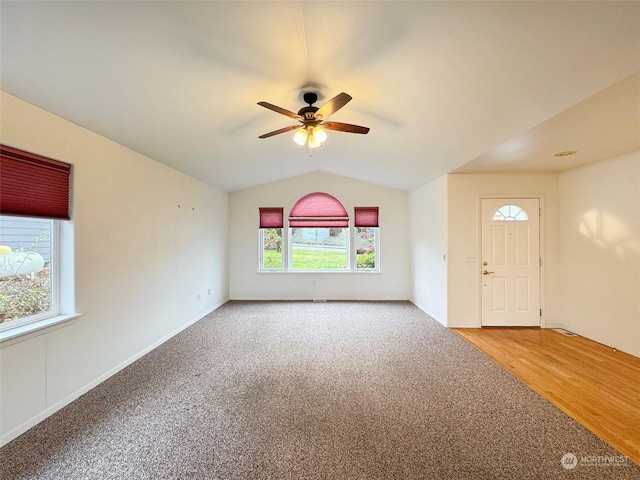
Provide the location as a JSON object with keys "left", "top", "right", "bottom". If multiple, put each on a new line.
{"left": 1, "top": 301, "right": 637, "bottom": 479}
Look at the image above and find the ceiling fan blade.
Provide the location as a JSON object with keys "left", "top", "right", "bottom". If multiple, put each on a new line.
{"left": 257, "top": 101, "right": 302, "bottom": 120}
{"left": 258, "top": 125, "right": 301, "bottom": 139}
{"left": 314, "top": 92, "right": 352, "bottom": 120}
{"left": 322, "top": 121, "right": 370, "bottom": 134}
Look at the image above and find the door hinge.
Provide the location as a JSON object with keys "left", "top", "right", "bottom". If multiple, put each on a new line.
{"left": 539, "top": 258, "right": 542, "bottom": 267}
{"left": 539, "top": 308, "right": 542, "bottom": 317}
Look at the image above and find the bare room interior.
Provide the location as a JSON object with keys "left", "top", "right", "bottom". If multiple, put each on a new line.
{"left": 0, "top": 2, "right": 638, "bottom": 479}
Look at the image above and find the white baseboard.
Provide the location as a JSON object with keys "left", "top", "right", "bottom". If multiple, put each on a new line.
{"left": 0, "top": 299, "right": 228, "bottom": 448}
{"left": 229, "top": 296, "right": 410, "bottom": 301}
{"left": 410, "top": 300, "right": 446, "bottom": 327}
{"left": 543, "top": 323, "right": 568, "bottom": 329}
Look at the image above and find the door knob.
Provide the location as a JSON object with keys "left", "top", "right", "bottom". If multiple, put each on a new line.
{"left": 483, "top": 270, "right": 494, "bottom": 275}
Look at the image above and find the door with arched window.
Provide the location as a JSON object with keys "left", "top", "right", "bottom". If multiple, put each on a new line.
{"left": 481, "top": 198, "right": 540, "bottom": 326}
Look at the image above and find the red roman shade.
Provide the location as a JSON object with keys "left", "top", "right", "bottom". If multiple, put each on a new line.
{"left": 289, "top": 192, "right": 349, "bottom": 227}
{"left": 0, "top": 144, "right": 72, "bottom": 220}
{"left": 354, "top": 207, "right": 379, "bottom": 227}
{"left": 259, "top": 207, "right": 284, "bottom": 228}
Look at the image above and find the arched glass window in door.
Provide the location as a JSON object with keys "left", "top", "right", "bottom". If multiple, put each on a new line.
{"left": 493, "top": 204, "right": 529, "bottom": 221}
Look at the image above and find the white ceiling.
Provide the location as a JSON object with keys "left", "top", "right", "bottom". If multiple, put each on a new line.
{"left": 1, "top": 1, "right": 638, "bottom": 192}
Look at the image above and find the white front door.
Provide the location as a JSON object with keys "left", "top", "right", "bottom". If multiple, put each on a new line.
{"left": 481, "top": 198, "right": 540, "bottom": 327}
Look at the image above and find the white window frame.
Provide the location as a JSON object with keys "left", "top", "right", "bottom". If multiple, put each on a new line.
{"left": 288, "top": 227, "right": 351, "bottom": 272}
{"left": 258, "top": 228, "right": 285, "bottom": 272}
{"left": 354, "top": 226, "right": 380, "bottom": 273}
{"left": 0, "top": 218, "right": 78, "bottom": 347}
{"left": 257, "top": 218, "right": 381, "bottom": 274}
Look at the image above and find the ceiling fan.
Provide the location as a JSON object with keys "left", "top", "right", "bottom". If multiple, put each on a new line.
{"left": 257, "top": 92, "right": 370, "bottom": 149}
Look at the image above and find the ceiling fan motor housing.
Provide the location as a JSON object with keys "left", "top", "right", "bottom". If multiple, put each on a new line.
{"left": 298, "top": 105, "right": 319, "bottom": 121}
{"left": 299, "top": 92, "right": 320, "bottom": 121}
{"left": 302, "top": 92, "right": 318, "bottom": 105}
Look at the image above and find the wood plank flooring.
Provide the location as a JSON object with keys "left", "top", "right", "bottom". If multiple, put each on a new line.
{"left": 452, "top": 327, "right": 640, "bottom": 465}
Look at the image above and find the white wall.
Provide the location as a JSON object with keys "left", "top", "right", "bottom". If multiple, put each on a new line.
{"left": 0, "top": 91, "right": 229, "bottom": 446}
{"left": 229, "top": 172, "right": 410, "bottom": 300}
{"left": 409, "top": 175, "right": 448, "bottom": 325}
{"left": 558, "top": 151, "right": 640, "bottom": 357}
{"left": 446, "top": 173, "right": 560, "bottom": 328}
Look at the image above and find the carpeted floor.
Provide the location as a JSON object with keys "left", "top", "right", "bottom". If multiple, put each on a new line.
{"left": 1, "top": 301, "right": 638, "bottom": 479}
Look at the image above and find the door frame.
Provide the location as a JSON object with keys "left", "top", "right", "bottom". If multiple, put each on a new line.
{"left": 476, "top": 194, "right": 547, "bottom": 328}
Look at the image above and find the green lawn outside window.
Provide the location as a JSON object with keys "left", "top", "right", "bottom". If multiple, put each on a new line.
{"left": 262, "top": 249, "right": 348, "bottom": 270}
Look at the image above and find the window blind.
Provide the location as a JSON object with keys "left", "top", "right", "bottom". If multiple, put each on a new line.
{"left": 0, "top": 145, "right": 72, "bottom": 220}
{"left": 259, "top": 207, "right": 284, "bottom": 228}
{"left": 354, "top": 207, "right": 379, "bottom": 227}
{"left": 289, "top": 192, "right": 349, "bottom": 227}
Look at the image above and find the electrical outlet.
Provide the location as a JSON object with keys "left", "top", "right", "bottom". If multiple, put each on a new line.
{"left": 197, "top": 293, "right": 201, "bottom": 301}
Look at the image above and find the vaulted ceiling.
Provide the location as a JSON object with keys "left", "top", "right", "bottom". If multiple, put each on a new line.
{"left": 1, "top": 1, "right": 638, "bottom": 192}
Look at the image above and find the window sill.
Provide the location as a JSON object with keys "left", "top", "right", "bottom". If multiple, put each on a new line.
{"left": 0, "top": 313, "right": 81, "bottom": 348}
{"left": 258, "top": 270, "right": 381, "bottom": 274}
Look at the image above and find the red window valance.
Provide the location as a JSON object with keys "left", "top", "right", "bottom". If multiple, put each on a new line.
{"left": 289, "top": 192, "right": 349, "bottom": 228}
{"left": 354, "top": 207, "right": 379, "bottom": 227}
{"left": 259, "top": 207, "right": 284, "bottom": 228}
{"left": 0, "top": 144, "right": 72, "bottom": 220}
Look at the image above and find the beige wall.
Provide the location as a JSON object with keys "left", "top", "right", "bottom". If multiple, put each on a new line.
{"left": 558, "top": 151, "right": 640, "bottom": 357}
{"left": 228, "top": 172, "right": 410, "bottom": 300}
{"left": 0, "top": 91, "right": 229, "bottom": 446}
{"left": 2, "top": 89, "right": 637, "bottom": 449}
{"left": 409, "top": 175, "right": 448, "bottom": 325}
{"left": 446, "top": 173, "right": 560, "bottom": 328}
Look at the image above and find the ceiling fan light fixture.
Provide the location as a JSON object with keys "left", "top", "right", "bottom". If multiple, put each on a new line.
{"left": 293, "top": 128, "right": 308, "bottom": 145}
{"left": 258, "top": 91, "right": 368, "bottom": 149}
{"left": 312, "top": 126, "right": 327, "bottom": 144}
{"left": 308, "top": 131, "right": 323, "bottom": 149}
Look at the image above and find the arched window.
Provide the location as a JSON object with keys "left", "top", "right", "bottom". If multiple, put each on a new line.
{"left": 493, "top": 204, "right": 529, "bottom": 221}
{"left": 289, "top": 193, "right": 349, "bottom": 270}
{"left": 289, "top": 192, "right": 349, "bottom": 227}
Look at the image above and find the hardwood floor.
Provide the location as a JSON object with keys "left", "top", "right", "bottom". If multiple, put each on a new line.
{"left": 452, "top": 327, "right": 640, "bottom": 465}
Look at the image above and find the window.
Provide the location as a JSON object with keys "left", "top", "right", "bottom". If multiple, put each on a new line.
{"left": 258, "top": 194, "right": 380, "bottom": 273}
{"left": 354, "top": 207, "right": 379, "bottom": 271}
{"left": 259, "top": 208, "right": 284, "bottom": 271}
{"left": 0, "top": 145, "right": 71, "bottom": 333}
{"left": 260, "top": 228, "right": 283, "bottom": 270}
{"left": 493, "top": 204, "right": 528, "bottom": 221}
{"left": 289, "top": 193, "right": 349, "bottom": 271}
{"left": 290, "top": 227, "right": 348, "bottom": 270}
{"left": 0, "top": 216, "right": 57, "bottom": 325}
